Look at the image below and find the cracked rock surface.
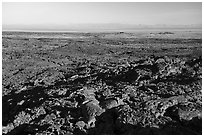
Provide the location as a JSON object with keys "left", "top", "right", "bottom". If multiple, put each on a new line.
{"left": 2, "top": 31, "right": 202, "bottom": 135}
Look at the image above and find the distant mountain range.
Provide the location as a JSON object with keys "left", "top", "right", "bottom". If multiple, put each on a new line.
{"left": 3, "top": 23, "right": 202, "bottom": 32}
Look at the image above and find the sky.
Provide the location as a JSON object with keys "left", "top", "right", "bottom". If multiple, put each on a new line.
{"left": 2, "top": 2, "right": 202, "bottom": 31}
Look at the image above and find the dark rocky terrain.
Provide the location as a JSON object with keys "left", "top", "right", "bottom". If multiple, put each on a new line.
{"left": 2, "top": 31, "right": 202, "bottom": 135}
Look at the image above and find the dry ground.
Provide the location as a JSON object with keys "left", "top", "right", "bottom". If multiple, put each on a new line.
{"left": 2, "top": 31, "right": 202, "bottom": 135}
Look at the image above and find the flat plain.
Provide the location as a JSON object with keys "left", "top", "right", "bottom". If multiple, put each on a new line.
{"left": 2, "top": 29, "right": 202, "bottom": 135}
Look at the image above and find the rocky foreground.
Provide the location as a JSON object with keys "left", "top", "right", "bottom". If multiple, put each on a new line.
{"left": 2, "top": 55, "right": 202, "bottom": 134}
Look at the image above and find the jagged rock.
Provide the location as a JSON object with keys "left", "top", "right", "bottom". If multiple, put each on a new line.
{"left": 77, "top": 87, "right": 97, "bottom": 101}
{"left": 2, "top": 40, "right": 202, "bottom": 136}
{"left": 145, "top": 95, "right": 188, "bottom": 118}
{"left": 75, "top": 121, "right": 86, "bottom": 129}
{"left": 81, "top": 100, "right": 105, "bottom": 127}
{"left": 178, "top": 109, "right": 201, "bottom": 121}
{"left": 100, "top": 98, "right": 124, "bottom": 110}
{"left": 115, "top": 105, "right": 143, "bottom": 126}
{"left": 2, "top": 123, "right": 15, "bottom": 134}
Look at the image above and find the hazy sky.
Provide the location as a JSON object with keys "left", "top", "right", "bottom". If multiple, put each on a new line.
{"left": 2, "top": 2, "right": 202, "bottom": 30}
